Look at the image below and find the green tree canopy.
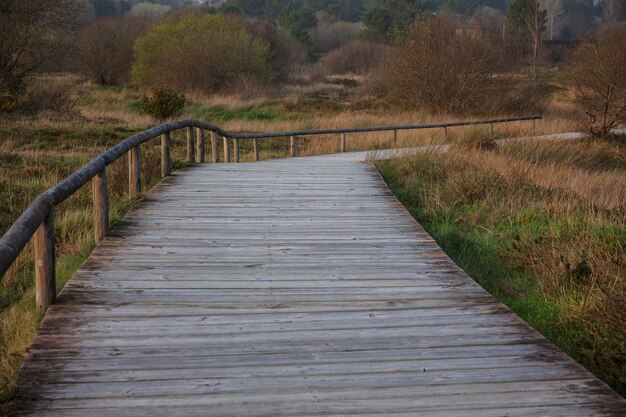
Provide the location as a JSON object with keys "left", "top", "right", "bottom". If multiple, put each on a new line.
{"left": 132, "top": 14, "right": 272, "bottom": 93}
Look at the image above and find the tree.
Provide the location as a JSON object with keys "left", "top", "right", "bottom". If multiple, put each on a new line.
{"left": 363, "top": 0, "right": 431, "bottom": 42}
{"left": 132, "top": 14, "right": 272, "bottom": 93}
{"left": 601, "top": 0, "right": 623, "bottom": 24}
{"left": 73, "top": 16, "right": 151, "bottom": 85}
{"left": 277, "top": 5, "right": 317, "bottom": 46}
{"left": 569, "top": 27, "right": 626, "bottom": 137}
{"left": 0, "top": 0, "right": 88, "bottom": 94}
{"left": 506, "top": 0, "right": 546, "bottom": 88}
{"left": 130, "top": 2, "right": 172, "bottom": 20}
{"left": 382, "top": 17, "right": 533, "bottom": 115}
{"left": 542, "top": 0, "right": 563, "bottom": 40}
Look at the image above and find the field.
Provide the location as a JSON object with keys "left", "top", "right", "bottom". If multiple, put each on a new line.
{"left": 0, "top": 75, "right": 623, "bottom": 410}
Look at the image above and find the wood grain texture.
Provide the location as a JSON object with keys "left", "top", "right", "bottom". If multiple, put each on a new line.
{"left": 92, "top": 168, "right": 108, "bottom": 244}
{"left": 15, "top": 156, "right": 626, "bottom": 416}
{"left": 34, "top": 208, "right": 55, "bottom": 311}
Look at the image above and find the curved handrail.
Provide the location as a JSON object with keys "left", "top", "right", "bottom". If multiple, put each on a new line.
{"left": 0, "top": 115, "right": 541, "bottom": 310}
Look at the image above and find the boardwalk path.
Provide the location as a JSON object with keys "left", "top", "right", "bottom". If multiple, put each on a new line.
{"left": 16, "top": 155, "right": 626, "bottom": 416}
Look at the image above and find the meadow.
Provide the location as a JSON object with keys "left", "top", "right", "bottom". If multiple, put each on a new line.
{"left": 0, "top": 75, "right": 623, "bottom": 411}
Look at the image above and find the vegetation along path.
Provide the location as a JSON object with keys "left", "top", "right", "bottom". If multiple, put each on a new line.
{"left": 14, "top": 154, "right": 626, "bottom": 416}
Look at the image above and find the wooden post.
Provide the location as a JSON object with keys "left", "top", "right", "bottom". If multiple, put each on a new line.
{"left": 211, "top": 131, "right": 219, "bottom": 163}
{"left": 196, "top": 128, "right": 205, "bottom": 163}
{"left": 128, "top": 145, "right": 141, "bottom": 198}
{"left": 290, "top": 136, "right": 296, "bottom": 157}
{"left": 490, "top": 123, "right": 495, "bottom": 136}
{"left": 443, "top": 127, "right": 448, "bottom": 141}
{"left": 186, "top": 126, "right": 195, "bottom": 163}
{"left": 35, "top": 208, "right": 55, "bottom": 312}
{"left": 233, "top": 138, "right": 240, "bottom": 163}
{"left": 161, "top": 131, "right": 170, "bottom": 177}
{"left": 92, "top": 168, "right": 108, "bottom": 244}
{"left": 223, "top": 136, "right": 230, "bottom": 163}
{"left": 393, "top": 129, "right": 398, "bottom": 147}
{"left": 253, "top": 138, "right": 259, "bottom": 161}
{"left": 341, "top": 133, "right": 347, "bottom": 152}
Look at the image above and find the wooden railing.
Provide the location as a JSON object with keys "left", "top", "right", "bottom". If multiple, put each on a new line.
{"left": 0, "top": 115, "right": 541, "bottom": 312}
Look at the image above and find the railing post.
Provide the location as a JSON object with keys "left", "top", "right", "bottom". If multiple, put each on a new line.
{"left": 92, "top": 168, "right": 108, "bottom": 244}
{"left": 196, "top": 128, "right": 205, "bottom": 163}
{"left": 341, "top": 133, "right": 347, "bottom": 152}
{"left": 290, "top": 136, "right": 296, "bottom": 157}
{"left": 393, "top": 129, "right": 398, "bottom": 147}
{"left": 443, "top": 126, "right": 448, "bottom": 141}
{"left": 490, "top": 123, "right": 495, "bottom": 136}
{"left": 186, "top": 126, "right": 195, "bottom": 163}
{"left": 161, "top": 131, "right": 170, "bottom": 177}
{"left": 253, "top": 138, "right": 259, "bottom": 161}
{"left": 129, "top": 145, "right": 141, "bottom": 198}
{"left": 223, "top": 136, "right": 230, "bottom": 163}
{"left": 211, "top": 131, "right": 219, "bottom": 163}
{"left": 35, "top": 208, "right": 55, "bottom": 312}
{"left": 233, "top": 138, "right": 240, "bottom": 163}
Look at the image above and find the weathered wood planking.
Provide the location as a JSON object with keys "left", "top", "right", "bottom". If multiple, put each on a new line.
{"left": 15, "top": 156, "right": 626, "bottom": 416}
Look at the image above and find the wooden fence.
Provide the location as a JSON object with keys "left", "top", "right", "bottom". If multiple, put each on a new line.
{"left": 0, "top": 116, "right": 541, "bottom": 312}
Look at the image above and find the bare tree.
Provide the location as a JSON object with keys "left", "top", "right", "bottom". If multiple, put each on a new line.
{"left": 601, "top": 0, "right": 623, "bottom": 24}
{"left": 0, "top": 0, "right": 89, "bottom": 94}
{"left": 569, "top": 27, "right": 626, "bottom": 137}
{"left": 74, "top": 16, "right": 151, "bottom": 85}
{"left": 542, "top": 0, "right": 563, "bottom": 40}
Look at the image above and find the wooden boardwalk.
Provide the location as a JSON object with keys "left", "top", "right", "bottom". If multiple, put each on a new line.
{"left": 15, "top": 156, "right": 626, "bottom": 416}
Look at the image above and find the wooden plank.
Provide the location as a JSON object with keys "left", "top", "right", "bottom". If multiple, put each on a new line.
{"left": 14, "top": 156, "right": 626, "bottom": 416}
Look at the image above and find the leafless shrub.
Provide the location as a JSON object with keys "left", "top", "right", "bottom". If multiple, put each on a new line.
{"left": 568, "top": 26, "right": 626, "bottom": 137}
{"left": 321, "top": 41, "right": 386, "bottom": 75}
{"left": 311, "top": 21, "right": 364, "bottom": 54}
{"left": 73, "top": 16, "right": 151, "bottom": 86}
{"left": 19, "top": 76, "right": 79, "bottom": 117}
{"left": 381, "top": 17, "right": 539, "bottom": 116}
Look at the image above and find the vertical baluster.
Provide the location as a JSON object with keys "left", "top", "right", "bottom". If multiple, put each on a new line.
{"left": 233, "top": 138, "right": 240, "bottom": 163}
{"left": 196, "top": 128, "right": 205, "bottom": 163}
{"left": 211, "top": 131, "right": 219, "bottom": 163}
{"left": 253, "top": 138, "right": 259, "bottom": 161}
{"left": 290, "top": 136, "right": 296, "bottom": 157}
{"left": 129, "top": 145, "right": 141, "bottom": 198}
{"left": 186, "top": 126, "right": 195, "bottom": 163}
{"left": 341, "top": 133, "right": 347, "bottom": 152}
{"left": 161, "top": 131, "right": 171, "bottom": 177}
{"left": 92, "top": 168, "right": 108, "bottom": 244}
{"left": 223, "top": 136, "right": 230, "bottom": 163}
{"left": 35, "top": 208, "right": 55, "bottom": 312}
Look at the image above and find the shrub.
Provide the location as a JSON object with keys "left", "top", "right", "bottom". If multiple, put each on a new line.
{"left": 0, "top": 92, "right": 18, "bottom": 114}
{"left": 74, "top": 16, "right": 151, "bottom": 86}
{"left": 19, "top": 76, "right": 78, "bottom": 117}
{"left": 568, "top": 26, "right": 626, "bottom": 138}
{"left": 142, "top": 88, "right": 186, "bottom": 121}
{"left": 311, "top": 21, "right": 364, "bottom": 54}
{"left": 381, "top": 17, "right": 538, "bottom": 115}
{"left": 132, "top": 14, "right": 272, "bottom": 94}
{"left": 321, "top": 41, "right": 386, "bottom": 75}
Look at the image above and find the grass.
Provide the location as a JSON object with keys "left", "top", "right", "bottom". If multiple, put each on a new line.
{"left": 375, "top": 136, "right": 626, "bottom": 397}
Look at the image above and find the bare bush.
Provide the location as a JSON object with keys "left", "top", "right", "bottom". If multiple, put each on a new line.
{"left": 321, "top": 41, "right": 386, "bottom": 75}
{"left": 19, "top": 76, "right": 79, "bottom": 117}
{"left": 311, "top": 21, "right": 364, "bottom": 54}
{"left": 74, "top": 16, "right": 151, "bottom": 86}
{"left": 382, "top": 17, "right": 538, "bottom": 115}
{"left": 568, "top": 26, "right": 626, "bottom": 137}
